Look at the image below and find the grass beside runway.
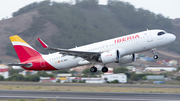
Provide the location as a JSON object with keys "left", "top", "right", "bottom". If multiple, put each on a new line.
{"left": 0, "top": 84, "right": 180, "bottom": 93}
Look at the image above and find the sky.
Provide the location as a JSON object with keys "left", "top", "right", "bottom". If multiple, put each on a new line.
{"left": 0, "top": 0, "right": 179, "bottom": 20}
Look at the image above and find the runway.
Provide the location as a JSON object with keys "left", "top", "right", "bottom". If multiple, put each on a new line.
{"left": 0, "top": 82, "right": 180, "bottom": 88}
{"left": 0, "top": 90, "right": 180, "bottom": 101}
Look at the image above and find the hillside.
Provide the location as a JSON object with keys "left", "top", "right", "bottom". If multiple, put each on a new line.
{"left": 0, "top": 0, "right": 179, "bottom": 63}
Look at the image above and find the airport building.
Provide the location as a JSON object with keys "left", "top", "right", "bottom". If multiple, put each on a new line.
{"left": 144, "top": 67, "right": 177, "bottom": 72}
{"left": 101, "top": 73, "right": 127, "bottom": 83}
{"left": 57, "top": 73, "right": 72, "bottom": 83}
{"left": 146, "top": 75, "right": 164, "bottom": 80}
{"left": 0, "top": 64, "right": 9, "bottom": 79}
{"left": 39, "top": 77, "right": 56, "bottom": 83}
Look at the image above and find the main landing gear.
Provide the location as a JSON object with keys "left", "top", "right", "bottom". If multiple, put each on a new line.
{"left": 152, "top": 49, "right": 158, "bottom": 59}
{"left": 90, "top": 66, "right": 97, "bottom": 72}
{"left": 90, "top": 65, "right": 108, "bottom": 73}
{"left": 102, "top": 66, "right": 108, "bottom": 73}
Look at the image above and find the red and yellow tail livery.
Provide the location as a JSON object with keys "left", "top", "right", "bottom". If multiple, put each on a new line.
{"left": 9, "top": 35, "right": 57, "bottom": 70}
{"left": 10, "top": 35, "right": 41, "bottom": 63}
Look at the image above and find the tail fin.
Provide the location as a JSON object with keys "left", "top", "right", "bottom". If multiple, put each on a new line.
{"left": 9, "top": 35, "right": 41, "bottom": 63}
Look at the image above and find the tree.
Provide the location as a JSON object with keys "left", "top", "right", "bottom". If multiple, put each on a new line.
{"left": 82, "top": 68, "right": 101, "bottom": 77}
{"left": 37, "top": 71, "right": 54, "bottom": 77}
{"left": 176, "top": 76, "right": 180, "bottom": 81}
{"left": 104, "top": 77, "right": 108, "bottom": 83}
{"left": 142, "top": 76, "right": 146, "bottom": 80}
{"left": 114, "top": 67, "right": 128, "bottom": 73}
{"left": 0, "top": 76, "right": 4, "bottom": 81}
{"left": 6, "top": 74, "right": 25, "bottom": 81}
{"left": 25, "top": 74, "right": 40, "bottom": 82}
{"left": 111, "top": 80, "right": 119, "bottom": 83}
{"left": 82, "top": 68, "right": 92, "bottom": 75}
{"left": 130, "top": 73, "right": 139, "bottom": 81}
{"left": 52, "top": 70, "right": 69, "bottom": 74}
{"left": 176, "top": 67, "right": 180, "bottom": 72}
{"left": 76, "top": 0, "right": 99, "bottom": 9}
{"left": 70, "top": 70, "right": 77, "bottom": 76}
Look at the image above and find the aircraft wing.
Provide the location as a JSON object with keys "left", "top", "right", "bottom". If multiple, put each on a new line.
{"left": 38, "top": 38, "right": 100, "bottom": 60}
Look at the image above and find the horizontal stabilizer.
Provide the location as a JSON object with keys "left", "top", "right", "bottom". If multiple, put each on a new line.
{"left": 8, "top": 63, "right": 32, "bottom": 66}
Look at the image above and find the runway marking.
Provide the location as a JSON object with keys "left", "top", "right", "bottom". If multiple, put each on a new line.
{"left": 0, "top": 96, "right": 179, "bottom": 101}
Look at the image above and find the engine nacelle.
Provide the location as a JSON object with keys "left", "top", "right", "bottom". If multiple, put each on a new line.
{"left": 118, "top": 54, "right": 136, "bottom": 64}
{"left": 11, "top": 66, "right": 24, "bottom": 70}
{"left": 99, "top": 49, "right": 126, "bottom": 64}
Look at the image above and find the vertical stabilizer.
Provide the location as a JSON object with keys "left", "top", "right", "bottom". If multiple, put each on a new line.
{"left": 9, "top": 35, "right": 41, "bottom": 63}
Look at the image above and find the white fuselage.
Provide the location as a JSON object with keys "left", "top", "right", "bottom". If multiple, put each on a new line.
{"left": 41, "top": 29, "right": 176, "bottom": 69}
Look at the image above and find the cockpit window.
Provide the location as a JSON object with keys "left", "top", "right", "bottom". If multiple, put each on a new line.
{"left": 157, "top": 32, "right": 166, "bottom": 36}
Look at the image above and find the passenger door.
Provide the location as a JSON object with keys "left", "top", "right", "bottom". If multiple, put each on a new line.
{"left": 146, "top": 31, "right": 153, "bottom": 42}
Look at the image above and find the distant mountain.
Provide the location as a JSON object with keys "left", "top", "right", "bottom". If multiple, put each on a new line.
{"left": 0, "top": 0, "right": 179, "bottom": 62}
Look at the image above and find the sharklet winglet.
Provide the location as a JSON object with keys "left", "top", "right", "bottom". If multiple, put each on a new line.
{"left": 38, "top": 38, "right": 48, "bottom": 48}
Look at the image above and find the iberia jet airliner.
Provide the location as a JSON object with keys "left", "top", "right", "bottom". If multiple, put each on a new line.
{"left": 8, "top": 29, "right": 176, "bottom": 72}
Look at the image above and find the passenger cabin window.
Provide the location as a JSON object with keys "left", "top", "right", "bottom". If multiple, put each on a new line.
{"left": 157, "top": 32, "right": 166, "bottom": 36}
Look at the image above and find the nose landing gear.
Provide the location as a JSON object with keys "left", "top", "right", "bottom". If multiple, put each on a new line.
{"left": 152, "top": 49, "right": 158, "bottom": 59}
{"left": 153, "top": 55, "right": 158, "bottom": 59}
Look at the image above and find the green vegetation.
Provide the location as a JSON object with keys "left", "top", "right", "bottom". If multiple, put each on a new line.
{"left": 129, "top": 73, "right": 139, "bottom": 81}
{"left": 4, "top": 66, "right": 176, "bottom": 82}
{"left": 176, "top": 67, "right": 180, "bottom": 72}
{"left": 19, "top": 17, "right": 47, "bottom": 36}
{"left": 4, "top": 67, "right": 172, "bottom": 82}
{"left": 12, "top": 0, "right": 51, "bottom": 17}
{"left": 38, "top": 2, "right": 106, "bottom": 48}
{"left": 6, "top": 74, "right": 25, "bottom": 81}
{"left": 108, "top": 0, "right": 172, "bottom": 31}
{"left": 8, "top": 69, "right": 24, "bottom": 76}
{"left": 5, "top": 71, "right": 55, "bottom": 82}
{"left": 110, "top": 79, "right": 119, "bottom": 83}
{"left": 0, "top": 76, "right": 4, "bottom": 81}
{"left": 125, "top": 72, "right": 159, "bottom": 81}
{"left": 114, "top": 67, "right": 128, "bottom": 73}
{"left": 52, "top": 70, "right": 69, "bottom": 74}
{"left": 176, "top": 76, "right": 180, "bottom": 81}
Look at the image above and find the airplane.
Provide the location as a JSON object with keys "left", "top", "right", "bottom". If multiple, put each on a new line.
{"left": 8, "top": 29, "right": 176, "bottom": 72}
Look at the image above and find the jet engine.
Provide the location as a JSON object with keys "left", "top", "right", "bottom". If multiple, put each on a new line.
{"left": 118, "top": 54, "right": 136, "bottom": 64}
{"left": 99, "top": 49, "right": 126, "bottom": 64}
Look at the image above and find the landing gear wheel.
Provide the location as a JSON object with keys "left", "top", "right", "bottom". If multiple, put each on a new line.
{"left": 151, "top": 49, "right": 158, "bottom": 59}
{"left": 102, "top": 67, "right": 108, "bottom": 73}
{"left": 153, "top": 55, "right": 158, "bottom": 59}
{"left": 90, "top": 66, "right": 97, "bottom": 72}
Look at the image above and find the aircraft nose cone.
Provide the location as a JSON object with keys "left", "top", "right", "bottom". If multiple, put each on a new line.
{"left": 171, "top": 34, "right": 176, "bottom": 41}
